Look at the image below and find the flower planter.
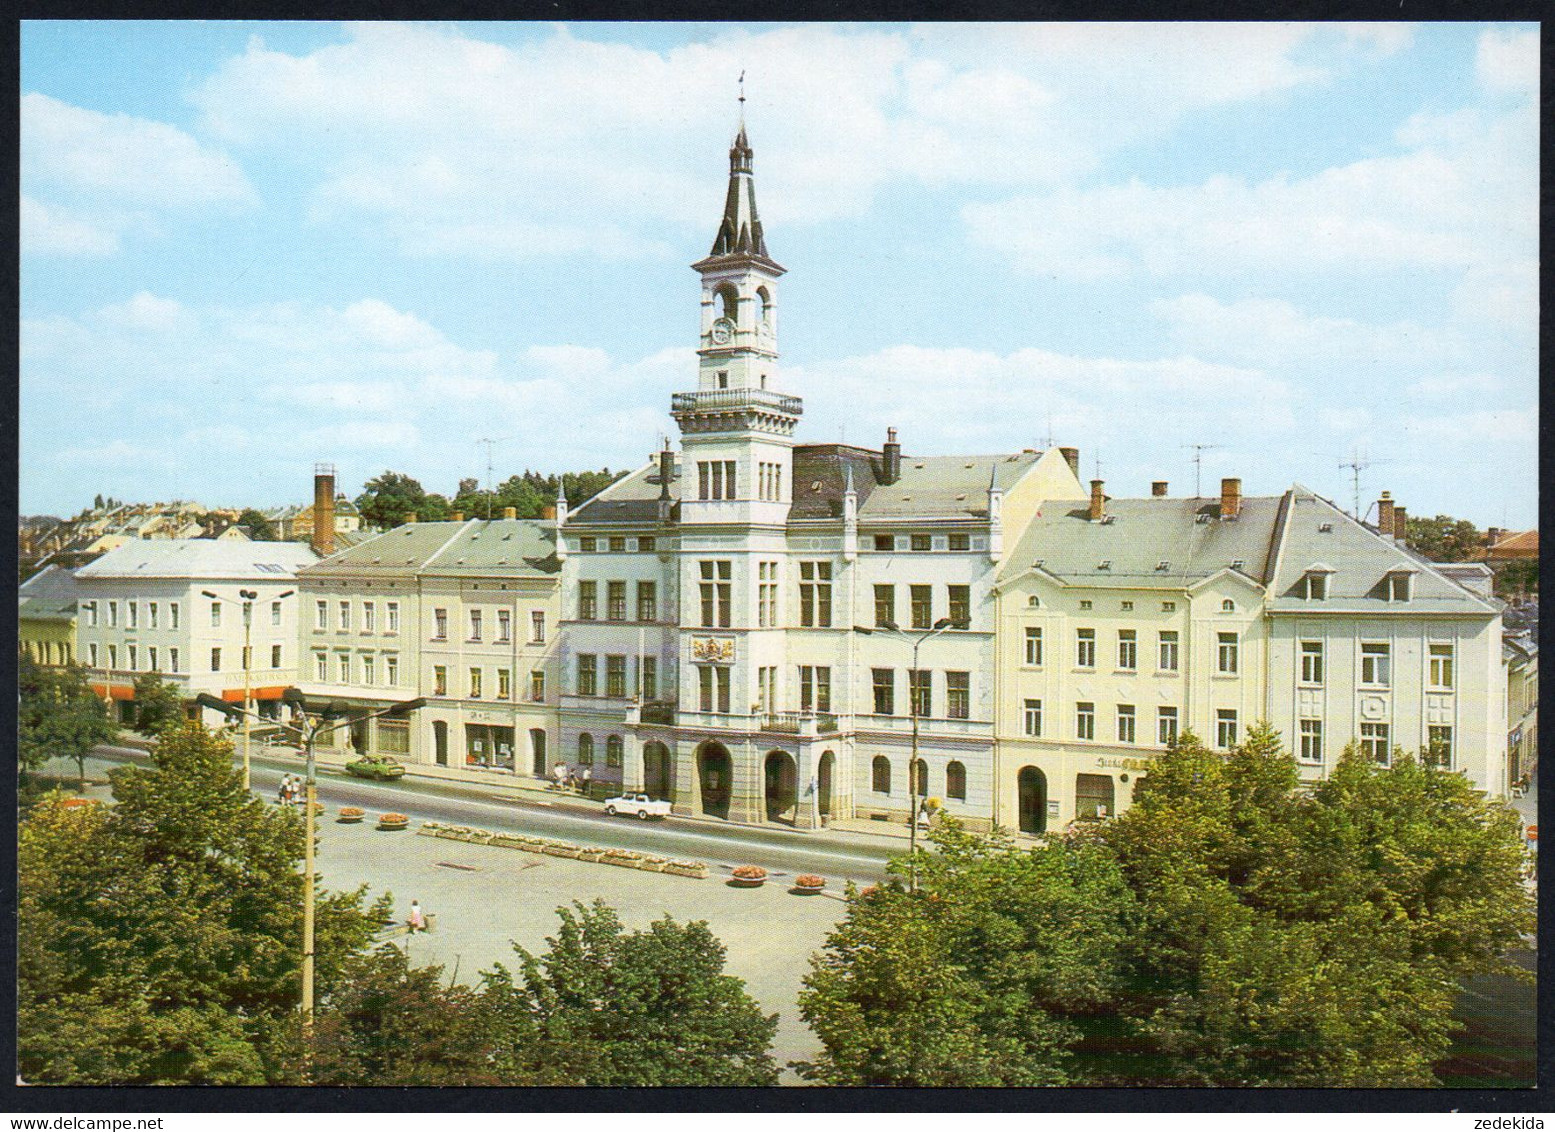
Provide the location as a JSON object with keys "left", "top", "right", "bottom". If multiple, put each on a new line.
{"left": 665, "top": 863, "right": 709, "bottom": 879}
{"left": 337, "top": 808, "right": 365, "bottom": 824}
{"left": 377, "top": 813, "right": 410, "bottom": 831}
{"left": 730, "top": 866, "right": 768, "bottom": 888}
{"left": 730, "top": 876, "right": 765, "bottom": 888}
{"left": 577, "top": 849, "right": 605, "bottom": 863}
{"left": 792, "top": 874, "right": 826, "bottom": 894}
{"left": 633, "top": 859, "right": 666, "bottom": 872}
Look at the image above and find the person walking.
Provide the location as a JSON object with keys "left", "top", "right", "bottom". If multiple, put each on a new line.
{"left": 277, "top": 775, "right": 289, "bottom": 806}
{"left": 579, "top": 765, "right": 591, "bottom": 796}
{"left": 408, "top": 900, "right": 425, "bottom": 934}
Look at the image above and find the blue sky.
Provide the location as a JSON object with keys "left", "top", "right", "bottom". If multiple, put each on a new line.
{"left": 21, "top": 21, "right": 1538, "bottom": 528}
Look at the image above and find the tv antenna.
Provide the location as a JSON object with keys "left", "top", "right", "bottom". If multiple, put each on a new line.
{"left": 1039, "top": 415, "right": 1056, "bottom": 450}
{"left": 476, "top": 437, "right": 510, "bottom": 519}
{"left": 1182, "top": 443, "right": 1222, "bottom": 498}
{"left": 1336, "top": 448, "right": 1392, "bottom": 521}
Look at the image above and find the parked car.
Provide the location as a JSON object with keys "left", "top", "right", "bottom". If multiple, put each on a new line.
{"left": 603, "top": 793, "right": 672, "bottom": 820}
{"left": 345, "top": 755, "right": 406, "bottom": 781}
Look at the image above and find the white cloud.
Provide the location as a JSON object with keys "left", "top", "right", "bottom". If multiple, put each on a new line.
{"left": 1407, "top": 373, "right": 1503, "bottom": 398}
{"left": 1476, "top": 27, "right": 1539, "bottom": 94}
{"left": 20, "top": 195, "right": 118, "bottom": 256}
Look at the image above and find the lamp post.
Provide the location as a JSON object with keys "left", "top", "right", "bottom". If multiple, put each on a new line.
{"left": 196, "top": 688, "right": 425, "bottom": 1052}
{"left": 853, "top": 616, "right": 959, "bottom": 892}
{"left": 201, "top": 587, "right": 294, "bottom": 791}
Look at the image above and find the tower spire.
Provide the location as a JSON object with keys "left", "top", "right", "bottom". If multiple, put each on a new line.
{"left": 700, "top": 83, "right": 777, "bottom": 266}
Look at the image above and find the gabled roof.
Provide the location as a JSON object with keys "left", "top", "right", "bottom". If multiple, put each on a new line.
{"left": 302, "top": 519, "right": 558, "bottom": 579}
{"left": 789, "top": 445, "right": 881, "bottom": 520}
{"left": 567, "top": 459, "right": 679, "bottom": 526}
{"left": 75, "top": 539, "right": 319, "bottom": 580}
{"left": 18, "top": 564, "right": 79, "bottom": 621}
{"left": 856, "top": 451, "right": 1041, "bottom": 521}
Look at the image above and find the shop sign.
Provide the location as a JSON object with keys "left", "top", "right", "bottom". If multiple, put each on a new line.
{"left": 1096, "top": 756, "right": 1152, "bottom": 771}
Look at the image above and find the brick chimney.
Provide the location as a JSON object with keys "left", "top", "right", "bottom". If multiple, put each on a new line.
{"left": 451, "top": 510, "right": 464, "bottom": 522}
{"left": 1089, "top": 480, "right": 1106, "bottom": 522}
{"left": 311, "top": 463, "right": 336, "bottom": 556}
{"left": 882, "top": 428, "right": 902, "bottom": 486}
{"left": 1393, "top": 505, "right": 1407, "bottom": 542}
{"left": 1487, "top": 526, "right": 1505, "bottom": 548}
{"left": 502, "top": 506, "right": 517, "bottom": 520}
{"left": 1377, "top": 491, "right": 1394, "bottom": 536}
{"left": 1060, "top": 447, "right": 1080, "bottom": 477}
{"left": 541, "top": 504, "right": 556, "bottom": 521}
{"left": 1152, "top": 481, "right": 1169, "bottom": 497}
{"left": 1219, "top": 477, "right": 1241, "bottom": 520}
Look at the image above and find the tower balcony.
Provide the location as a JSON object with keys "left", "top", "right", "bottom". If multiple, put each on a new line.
{"left": 670, "top": 388, "right": 803, "bottom": 418}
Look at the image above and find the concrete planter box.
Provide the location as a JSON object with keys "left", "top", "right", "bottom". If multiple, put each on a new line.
{"left": 436, "top": 828, "right": 467, "bottom": 839}
{"left": 545, "top": 846, "right": 581, "bottom": 859}
{"left": 665, "top": 864, "right": 708, "bottom": 879}
{"left": 577, "top": 849, "right": 605, "bottom": 863}
{"left": 632, "top": 859, "right": 666, "bottom": 872}
{"left": 602, "top": 855, "right": 638, "bottom": 868}
{"left": 416, "top": 826, "right": 441, "bottom": 837}
{"left": 490, "top": 836, "right": 530, "bottom": 850}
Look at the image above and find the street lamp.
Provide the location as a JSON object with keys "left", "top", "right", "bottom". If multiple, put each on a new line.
{"left": 197, "top": 687, "right": 426, "bottom": 1054}
{"left": 853, "top": 616, "right": 961, "bottom": 892}
{"left": 201, "top": 587, "right": 294, "bottom": 791}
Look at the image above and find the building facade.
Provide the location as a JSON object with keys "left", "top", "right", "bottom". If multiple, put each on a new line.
{"left": 19, "top": 564, "right": 78, "bottom": 666}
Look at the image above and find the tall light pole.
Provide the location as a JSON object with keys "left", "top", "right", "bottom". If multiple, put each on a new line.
{"left": 202, "top": 586, "right": 293, "bottom": 791}
{"left": 197, "top": 688, "right": 425, "bottom": 1054}
{"left": 853, "top": 616, "right": 959, "bottom": 892}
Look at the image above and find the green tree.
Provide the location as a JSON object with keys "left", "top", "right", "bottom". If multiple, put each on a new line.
{"left": 131, "top": 672, "right": 186, "bottom": 737}
{"left": 482, "top": 900, "right": 779, "bottom": 1086}
{"left": 237, "top": 508, "right": 278, "bottom": 540}
{"left": 797, "top": 821, "right": 1132, "bottom": 1086}
{"left": 1404, "top": 514, "right": 1482, "bottom": 562}
{"left": 353, "top": 471, "right": 431, "bottom": 530}
{"left": 1495, "top": 557, "right": 1537, "bottom": 599}
{"left": 17, "top": 655, "right": 118, "bottom": 789}
{"left": 18, "top": 723, "right": 384, "bottom": 1084}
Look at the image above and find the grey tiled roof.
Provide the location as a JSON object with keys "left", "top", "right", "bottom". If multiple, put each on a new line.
{"left": 75, "top": 539, "right": 318, "bottom": 580}
{"left": 18, "top": 564, "right": 79, "bottom": 621}
{"left": 568, "top": 460, "right": 678, "bottom": 526}
{"left": 857, "top": 451, "right": 1041, "bottom": 521}
{"left": 789, "top": 445, "right": 881, "bottom": 520}
{"left": 302, "top": 519, "right": 558, "bottom": 578}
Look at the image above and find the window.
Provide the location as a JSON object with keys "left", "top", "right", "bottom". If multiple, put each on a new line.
{"left": 1303, "top": 571, "right": 1329, "bottom": 600}
{"left": 386, "top": 602, "right": 400, "bottom": 633}
{"left": 1217, "top": 632, "right": 1239, "bottom": 674}
{"left": 205, "top": 601, "right": 215, "bottom": 628}
{"left": 579, "top": 537, "right": 596, "bottom": 553}
{"left": 495, "top": 668, "right": 510, "bottom": 700}
{"left": 1386, "top": 572, "right": 1413, "bottom": 602}
{"left": 530, "top": 670, "right": 545, "bottom": 702}
{"left": 636, "top": 581, "right": 657, "bottom": 622}
{"left": 607, "top": 581, "right": 626, "bottom": 621}
{"left": 609, "top": 537, "right": 626, "bottom": 553}
{"left": 640, "top": 656, "right": 658, "bottom": 700}
{"left": 272, "top": 600, "right": 283, "bottom": 627}
{"left": 128, "top": 644, "right": 137, "bottom": 671}
{"left": 605, "top": 655, "right": 627, "bottom": 697}
{"left": 799, "top": 562, "right": 832, "bottom": 627}
{"left": 577, "top": 654, "right": 598, "bottom": 696}
{"left": 1301, "top": 641, "right": 1325, "bottom": 685}
{"left": 909, "top": 585, "right": 933, "bottom": 630}
{"left": 1360, "top": 643, "right": 1391, "bottom": 687}
{"left": 949, "top": 533, "right": 970, "bottom": 551}
{"left": 210, "top": 647, "right": 221, "bottom": 673}
{"left": 168, "top": 647, "right": 179, "bottom": 674}
{"left": 338, "top": 601, "right": 350, "bottom": 631}
{"left": 578, "top": 734, "right": 594, "bottom": 766}
{"left": 578, "top": 582, "right": 597, "bottom": 621}
{"left": 1158, "top": 706, "right": 1179, "bottom": 746}
{"left": 606, "top": 735, "right": 623, "bottom": 768}
{"left": 469, "top": 667, "right": 482, "bottom": 698}
{"left": 169, "top": 601, "right": 179, "bottom": 629}
{"left": 88, "top": 642, "right": 99, "bottom": 667}
{"left": 872, "top": 756, "right": 891, "bottom": 794}
{"left": 315, "top": 652, "right": 328, "bottom": 681}
{"left": 1161, "top": 601, "right": 1176, "bottom": 613}
{"left": 697, "top": 665, "right": 731, "bottom": 713}
{"left": 496, "top": 608, "right": 510, "bottom": 643}
{"left": 1076, "top": 774, "right": 1115, "bottom": 820}
{"left": 912, "top": 760, "right": 928, "bottom": 796}
{"left": 529, "top": 612, "right": 544, "bottom": 643}
{"left": 948, "top": 585, "right": 970, "bottom": 627}
{"left": 84, "top": 601, "right": 99, "bottom": 628}
{"left": 1024, "top": 627, "right": 1043, "bottom": 666}
{"left": 1076, "top": 702, "right": 1095, "bottom": 740}
{"left": 757, "top": 564, "right": 777, "bottom": 627}
{"left": 1426, "top": 725, "right": 1453, "bottom": 769}
{"left": 871, "top": 668, "right": 895, "bottom": 715}
{"left": 359, "top": 602, "right": 373, "bottom": 633}
{"left": 1079, "top": 600, "right": 1092, "bottom": 611}
{"left": 378, "top": 718, "right": 409, "bottom": 755}
{"left": 469, "top": 609, "right": 483, "bottom": 640}
{"left": 1360, "top": 722, "right": 1390, "bottom": 765}
{"left": 128, "top": 601, "right": 138, "bottom": 629}
{"left": 799, "top": 666, "right": 832, "bottom": 713}
{"left": 1216, "top": 709, "right": 1238, "bottom": 750}
{"left": 698, "top": 459, "right": 738, "bottom": 500}
{"left": 362, "top": 654, "right": 375, "bottom": 685}
{"left": 1429, "top": 644, "right": 1455, "bottom": 690}
{"left": 1298, "top": 719, "right": 1323, "bottom": 764}
{"left": 638, "top": 536, "right": 655, "bottom": 552}
{"left": 701, "top": 560, "right": 732, "bottom": 627}
{"left": 910, "top": 534, "right": 932, "bottom": 552}
{"left": 1117, "top": 630, "right": 1137, "bottom": 671}
{"left": 946, "top": 761, "right": 967, "bottom": 800}
{"left": 1023, "top": 698, "right": 1042, "bottom": 737}
{"left": 874, "top": 584, "right": 895, "bottom": 628}
{"left": 271, "top": 644, "right": 283, "bottom": 668}
{"left": 909, "top": 669, "right": 932, "bottom": 718}
{"left": 1117, "top": 704, "right": 1136, "bottom": 744}
{"left": 433, "top": 608, "right": 448, "bottom": 639}
{"left": 107, "top": 645, "right": 118, "bottom": 669}
{"left": 1076, "top": 628, "right": 1096, "bottom": 668}
{"left": 1120, "top": 600, "right": 1133, "bottom": 612}
{"left": 433, "top": 665, "right": 447, "bottom": 696}
{"left": 1158, "top": 630, "right": 1179, "bottom": 672}
{"left": 386, "top": 655, "right": 398, "bottom": 686}
{"left": 946, "top": 671, "right": 970, "bottom": 719}
{"left": 1221, "top": 599, "right": 1236, "bottom": 613}
{"left": 337, "top": 653, "right": 350, "bottom": 684}
{"left": 873, "top": 534, "right": 894, "bottom": 552}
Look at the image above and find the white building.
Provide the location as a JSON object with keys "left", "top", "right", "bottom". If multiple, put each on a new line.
{"left": 72, "top": 539, "right": 317, "bottom": 724}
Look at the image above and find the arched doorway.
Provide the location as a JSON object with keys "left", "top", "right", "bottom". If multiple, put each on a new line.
{"left": 697, "top": 742, "right": 731, "bottom": 820}
{"left": 643, "top": 741, "right": 672, "bottom": 801}
{"left": 1017, "top": 766, "right": 1048, "bottom": 835}
{"left": 817, "top": 750, "right": 835, "bottom": 821}
{"left": 764, "top": 750, "right": 798, "bottom": 825}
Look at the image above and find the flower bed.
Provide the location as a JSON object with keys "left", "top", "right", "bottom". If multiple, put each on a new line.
{"left": 396, "top": 820, "right": 708, "bottom": 879}
{"left": 337, "top": 806, "right": 365, "bottom": 824}
{"left": 730, "top": 864, "right": 768, "bottom": 887}
{"left": 377, "top": 812, "right": 410, "bottom": 831}
{"left": 792, "top": 874, "right": 826, "bottom": 894}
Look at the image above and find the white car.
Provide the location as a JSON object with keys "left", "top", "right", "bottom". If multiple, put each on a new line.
{"left": 603, "top": 793, "right": 672, "bottom": 820}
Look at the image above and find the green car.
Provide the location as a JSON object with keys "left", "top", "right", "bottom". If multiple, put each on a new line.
{"left": 345, "top": 755, "right": 406, "bottom": 781}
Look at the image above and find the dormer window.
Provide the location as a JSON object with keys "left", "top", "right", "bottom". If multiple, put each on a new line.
{"left": 1301, "top": 564, "right": 1334, "bottom": 601}
{"left": 1385, "top": 569, "right": 1415, "bottom": 602}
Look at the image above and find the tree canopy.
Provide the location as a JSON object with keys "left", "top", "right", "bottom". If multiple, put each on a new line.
{"left": 356, "top": 468, "right": 628, "bottom": 529}
{"left": 1404, "top": 514, "right": 1483, "bottom": 563}
{"left": 237, "top": 508, "right": 278, "bottom": 540}
{"left": 131, "top": 671, "right": 186, "bottom": 737}
{"left": 18, "top": 655, "right": 118, "bottom": 788}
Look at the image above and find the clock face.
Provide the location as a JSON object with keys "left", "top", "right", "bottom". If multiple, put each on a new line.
{"left": 710, "top": 318, "right": 734, "bottom": 345}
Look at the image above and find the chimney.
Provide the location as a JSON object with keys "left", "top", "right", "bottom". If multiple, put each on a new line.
{"left": 311, "top": 463, "right": 336, "bottom": 556}
{"left": 501, "top": 506, "right": 517, "bottom": 520}
{"left": 1393, "top": 505, "right": 1407, "bottom": 542}
{"left": 882, "top": 428, "right": 901, "bottom": 486}
{"left": 1060, "top": 447, "right": 1080, "bottom": 477}
{"left": 404, "top": 512, "right": 417, "bottom": 525}
{"left": 451, "top": 510, "right": 464, "bottom": 523}
{"left": 1377, "top": 491, "right": 1394, "bottom": 537}
{"left": 1152, "top": 481, "right": 1169, "bottom": 497}
{"left": 541, "top": 504, "right": 556, "bottom": 521}
{"left": 1219, "top": 477, "right": 1241, "bottom": 520}
{"left": 1089, "top": 480, "right": 1106, "bottom": 522}
{"left": 658, "top": 446, "right": 674, "bottom": 500}
{"left": 1487, "top": 526, "right": 1505, "bottom": 547}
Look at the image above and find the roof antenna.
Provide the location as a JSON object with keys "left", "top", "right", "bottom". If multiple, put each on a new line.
{"left": 1182, "top": 442, "right": 1222, "bottom": 498}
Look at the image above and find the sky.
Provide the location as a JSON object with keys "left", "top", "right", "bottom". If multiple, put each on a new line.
{"left": 20, "top": 20, "right": 1539, "bottom": 528}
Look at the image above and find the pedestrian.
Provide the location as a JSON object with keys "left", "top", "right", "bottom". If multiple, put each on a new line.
{"left": 408, "top": 900, "right": 425, "bottom": 934}
{"left": 552, "top": 762, "right": 566, "bottom": 790}
{"left": 579, "top": 765, "right": 591, "bottom": 796}
{"left": 277, "top": 775, "right": 289, "bottom": 806}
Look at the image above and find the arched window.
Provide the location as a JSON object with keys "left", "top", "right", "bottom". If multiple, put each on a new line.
{"left": 872, "top": 755, "right": 891, "bottom": 794}
{"left": 756, "top": 285, "right": 773, "bottom": 325}
{"left": 1222, "top": 599, "right": 1236, "bottom": 612}
{"left": 946, "top": 760, "right": 966, "bottom": 801}
{"left": 578, "top": 733, "right": 594, "bottom": 766}
{"left": 911, "top": 758, "right": 928, "bottom": 796}
{"left": 716, "top": 283, "right": 739, "bottom": 324}
{"left": 605, "top": 735, "right": 623, "bottom": 767}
